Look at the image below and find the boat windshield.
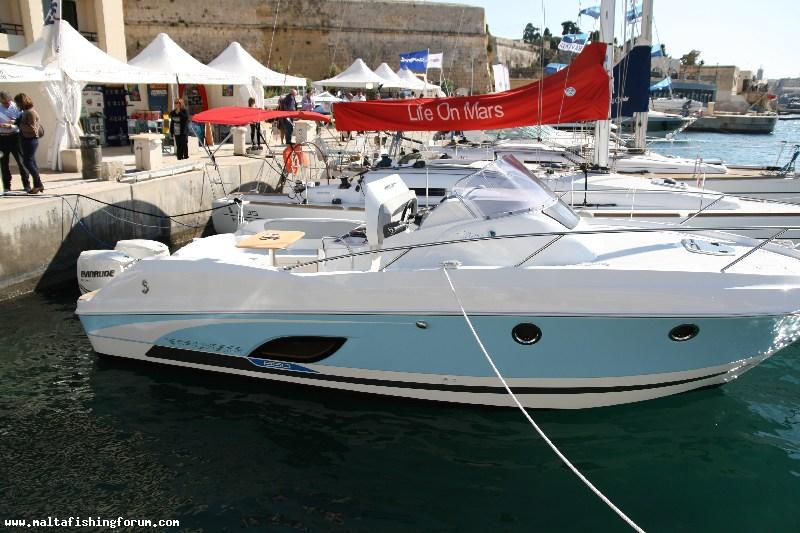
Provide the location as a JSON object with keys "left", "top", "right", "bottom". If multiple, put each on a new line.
{"left": 450, "top": 155, "right": 580, "bottom": 228}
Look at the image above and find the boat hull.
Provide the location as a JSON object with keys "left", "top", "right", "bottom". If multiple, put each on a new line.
{"left": 79, "top": 311, "right": 799, "bottom": 409}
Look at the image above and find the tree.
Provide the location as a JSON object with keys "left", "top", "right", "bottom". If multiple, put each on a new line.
{"left": 523, "top": 23, "right": 534, "bottom": 43}
{"left": 561, "top": 20, "right": 580, "bottom": 35}
{"left": 543, "top": 27, "right": 552, "bottom": 38}
{"left": 680, "top": 49, "right": 701, "bottom": 66}
{"left": 589, "top": 30, "right": 599, "bottom": 42}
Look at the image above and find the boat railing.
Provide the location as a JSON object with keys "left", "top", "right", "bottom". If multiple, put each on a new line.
{"left": 282, "top": 224, "right": 800, "bottom": 274}
{"left": 555, "top": 185, "right": 799, "bottom": 209}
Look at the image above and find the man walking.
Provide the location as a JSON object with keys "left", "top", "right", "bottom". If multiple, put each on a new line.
{"left": 280, "top": 89, "right": 297, "bottom": 145}
{"left": 169, "top": 98, "right": 190, "bottom": 160}
{"left": 0, "top": 91, "right": 30, "bottom": 193}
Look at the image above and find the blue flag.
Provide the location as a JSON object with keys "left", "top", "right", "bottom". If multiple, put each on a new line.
{"left": 400, "top": 50, "right": 428, "bottom": 73}
{"left": 578, "top": 5, "right": 600, "bottom": 19}
{"left": 650, "top": 76, "right": 672, "bottom": 92}
{"left": 651, "top": 45, "right": 664, "bottom": 57}
{"left": 626, "top": 4, "right": 642, "bottom": 22}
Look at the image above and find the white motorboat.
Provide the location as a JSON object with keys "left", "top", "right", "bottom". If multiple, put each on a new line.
{"left": 213, "top": 156, "right": 800, "bottom": 241}
{"left": 77, "top": 157, "right": 800, "bottom": 409}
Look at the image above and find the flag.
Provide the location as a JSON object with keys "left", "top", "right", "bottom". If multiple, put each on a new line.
{"left": 399, "top": 50, "right": 428, "bottom": 73}
{"left": 544, "top": 63, "right": 567, "bottom": 76}
{"left": 650, "top": 45, "right": 664, "bottom": 57}
{"left": 578, "top": 5, "right": 600, "bottom": 19}
{"left": 427, "top": 52, "right": 443, "bottom": 69}
{"left": 492, "top": 63, "right": 510, "bottom": 92}
{"left": 626, "top": 4, "right": 642, "bottom": 23}
{"left": 649, "top": 76, "right": 672, "bottom": 92}
{"left": 558, "top": 33, "right": 589, "bottom": 54}
{"left": 42, "top": 0, "right": 61, "bottom": 66}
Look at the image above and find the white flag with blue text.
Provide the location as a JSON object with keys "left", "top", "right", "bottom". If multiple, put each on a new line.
{"left": 42, "top": 0, "right": 62, "bottom": 66}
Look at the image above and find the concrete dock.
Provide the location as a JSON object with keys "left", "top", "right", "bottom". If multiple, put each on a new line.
{"left": 0, "top": 145, "right": 286, "bottom": 299}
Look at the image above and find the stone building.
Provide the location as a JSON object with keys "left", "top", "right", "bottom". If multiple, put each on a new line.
{"left": 122, "top": 0, "right": 493, "bottom": 93}
{"left": 1, "top": 0, "right": 126, "bottom": 60}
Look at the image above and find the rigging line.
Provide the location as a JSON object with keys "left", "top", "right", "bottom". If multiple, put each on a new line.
{"left": 329, "top": 0, "right": 352, "bottom": 71}
{"left": 266, "top": 0, "right": 281, "bottom": 69}
{"left": 441, "top": 267, "right": 646, "bottom": 533}
{"left": 537, "top": 0, "right": 546, "bottom": 126}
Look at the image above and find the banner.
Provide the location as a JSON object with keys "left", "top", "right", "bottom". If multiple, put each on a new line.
{"left": 558, "top": 33, "right": 589, "bottom": 54}
{"left": 334, "top": 42, "right": 610, "bottom": 132}
{"left": 42, "top": 0, "right": 61, "bottom": 66}
{"left": 427, "top": 52, "right": 443, "bottom": 69}
{"left": 492, "top": 64, "right": 509, "bottom": 93}
{"left": 611, "top": 45, "right": 651, "bottom": 117}
{"left": 399, "top": 50, "right": 428, "bottom": 73}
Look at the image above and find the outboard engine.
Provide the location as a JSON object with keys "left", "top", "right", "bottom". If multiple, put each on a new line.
{"left": 77, "top": 239, "right": 168, "bottom": 294}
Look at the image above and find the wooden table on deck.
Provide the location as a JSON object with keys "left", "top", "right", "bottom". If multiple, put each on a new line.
{"left": 235, "top": 230, "right": 306, "bottom": 266}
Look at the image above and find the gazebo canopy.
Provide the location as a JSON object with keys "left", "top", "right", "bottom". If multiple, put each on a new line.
{"left": 313, "top": 58, "right": 388, "bottom": 89}
{"left": 373, "top": 63, "right": 410, "bottom": 90}
{"left": 396, "top": 67, "right": 444, "bottom": 95}
{"left": 8, "top": 22, "right": 172, "bottom": 83}
{"left": 208, "top": 42, "right": 305, "bottom": 87}
{"left": 0, "top": 58, "right": 60, "bottom": 82}
{"left": 129, "top": 33, "right": 248, "bottom": 85}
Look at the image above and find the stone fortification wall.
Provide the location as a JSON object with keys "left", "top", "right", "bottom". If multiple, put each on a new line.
{"left": 492, "top": 37, "right": 539, "bottom": 71}
{"left": 123, "top": 0, "right": 492, "bottom": 93}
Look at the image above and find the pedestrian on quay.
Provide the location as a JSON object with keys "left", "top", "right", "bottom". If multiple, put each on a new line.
{"left": 0, "top": 91, "right": 31, "bottom": 194}
{"left": 280, "top": 89, "right": 297, "bottom": 145}
{"left": 169, "top": 98, "right": 190, "bottom": 160}
{"left": 301, "top": 88, "right": 315, "bottom": 111}
{"left": 13, "top": 93, "right": 44, "bottom": 194}
{"left": 248, "top": 97, "right": 262, "bottom": 149}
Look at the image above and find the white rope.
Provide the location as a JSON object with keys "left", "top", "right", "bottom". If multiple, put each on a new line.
{"left": 441, "top": 267, "right": 646, "bottom": 533}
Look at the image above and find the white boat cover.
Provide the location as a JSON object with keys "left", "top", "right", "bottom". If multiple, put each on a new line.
{"left": 208, "top": 42, "right": 305, "bottom": 87}
{"left": 373, "top": 63, "right": 411, "bottom": 90}
{"left": 129, "top": 33, "right": 248, "bottom": 85}
{"left": 313, "top": 58, "right": 389, "bottom": 89}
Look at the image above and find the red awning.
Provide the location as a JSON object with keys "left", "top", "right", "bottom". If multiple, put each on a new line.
{"left": 333, "top": 42, "right": 610, "bottom": 132}
{"left": 192, "top": 106, "right": 331, "bottom": 126}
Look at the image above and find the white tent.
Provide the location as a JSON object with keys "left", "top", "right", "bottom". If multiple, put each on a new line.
{"left": 129, "top": 33, "right": 248, "bottom": 85}
{"left": 5, "top": 22, "right": 173, "bottom": 170}
{"left": 208, "top": 42, "right": 305, "bottom": 87}
{"left": 0, "top": 59, "right": 60, "bottom": 82}
{"left": 373, "top": 63, "right": 411, "bottom": 90}
{"left": 206, "top": 41, "right": 305, "bottom": 108}
{"left": 313, "top": 58, "right": 389, "bottom": 89}
{"left": 396, "top": 68, "right": 444, "bottom": 96}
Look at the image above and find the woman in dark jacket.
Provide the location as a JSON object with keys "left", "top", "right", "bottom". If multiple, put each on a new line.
{"left": 14, "top": 93, "right": 44, "bottom": 194}
{"left": 169, "top": 98, "right": 190, "bottom": 160}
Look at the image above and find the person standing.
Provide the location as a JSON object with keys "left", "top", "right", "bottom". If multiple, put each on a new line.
{"left": 353, "top": 90, "right": 366, "bottom": 102}
{"left": 248, "top": 97, "right": 262, "bottom": 149}
{"left": 301, "top": 88, "right": 315, "bottom": 111}
{"left": 13, "top": 93, "right": 44, "bottom": 194}
{"left": 0, "top": 91, "right": 31, "bottom": 194}
{"left": 280, "top": 89, "right": 297, "bottom": 145}
{"left": 169, "top": 98, "right": 190, "bottom": 160}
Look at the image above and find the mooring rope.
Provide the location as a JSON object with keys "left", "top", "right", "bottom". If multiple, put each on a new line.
{"left": 441, "top": 266, "right": 646, "bottom": 533}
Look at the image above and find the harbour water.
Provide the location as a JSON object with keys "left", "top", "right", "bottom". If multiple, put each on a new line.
{"left": 1, "top": 288, "right": 799, "bottom": 532}
{"left": 652, "top": 118, "right": 800, "bottom": 168}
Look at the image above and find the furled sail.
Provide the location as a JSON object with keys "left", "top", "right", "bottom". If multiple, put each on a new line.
{"left": 611, "top": 45, "right": 652, "bottom": 118}
{"left": 333, "top": 42, "right": 610, "bottom": 132}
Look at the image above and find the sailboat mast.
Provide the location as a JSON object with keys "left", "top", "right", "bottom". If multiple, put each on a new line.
{"left": 633, "top": 0, "right": 654, "bottom": 151}
{"left": 591, "top": 0, "right": 616, "bottom": 169}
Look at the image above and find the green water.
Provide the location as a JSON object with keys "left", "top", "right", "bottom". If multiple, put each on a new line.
{"left": 1, "top": 289, "right": 799, "bottom": 532}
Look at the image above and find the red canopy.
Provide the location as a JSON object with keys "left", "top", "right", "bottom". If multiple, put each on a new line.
{"left": 333, "top": 42, "right": 610, "bottom": 132}
{"left": 192, "top": 106, "right": 331, "bottom": 126}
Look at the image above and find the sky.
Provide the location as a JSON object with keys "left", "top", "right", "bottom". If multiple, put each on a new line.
{"left": 428, "top": 0, "right": 799, "bottom": 79}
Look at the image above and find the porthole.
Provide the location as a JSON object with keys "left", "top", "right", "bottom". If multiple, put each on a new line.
{"left": 669, "top": 324, "right": 699, "bottom": 342}
{"left": 512, "top": 323, "right": 542, "bottom": 345}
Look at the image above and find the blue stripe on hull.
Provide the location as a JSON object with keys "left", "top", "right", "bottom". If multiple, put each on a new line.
{"left": 80, "top": 313, "right": 800, "bottom": 380}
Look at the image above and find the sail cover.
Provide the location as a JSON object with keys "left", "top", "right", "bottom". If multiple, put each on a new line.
{"left": 611, "top": 45, "right": 651, "bottom": 118}
{"left": 333, "top": 42, "right": 609, "bottom": 132}
{"left": 192, "top": 106, "right": 330, "bottom": 126}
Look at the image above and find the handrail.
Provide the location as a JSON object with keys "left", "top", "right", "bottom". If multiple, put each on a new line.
{"left": 720, "top": 227, "right": 789, "bottom": 273}
{"left": 283, "top": 224, "right": 800, "bottom": 272}
{"left": 679, "top": 194, "right": 726, "bottom": 225}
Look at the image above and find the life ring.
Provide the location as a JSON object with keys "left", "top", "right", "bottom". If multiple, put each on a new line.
{"left": 283, "top": 144, "right": 309, "bottom": 174}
